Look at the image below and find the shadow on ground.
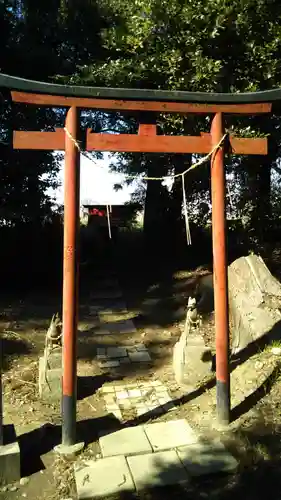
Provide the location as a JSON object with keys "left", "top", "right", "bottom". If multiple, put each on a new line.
{"left": 18, "top": 414, "right": 122, "bottom": 477}
{"left": 77, "top": 374, "right": 115, "bottom": 400}
{"left": 1, "top": 336, "right": 32, "bottom": 370}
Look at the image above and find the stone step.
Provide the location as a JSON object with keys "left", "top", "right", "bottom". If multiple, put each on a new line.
{"left": 75, "top": 439, "right": 238, "bottom": 498}
{"left": 143, "top": 419, "right": 198, "bottom": 452}
{"left": 75, "top": 456, "right": 134, "bottom": 499}
{"left": 127, "top": 450, "right": 189, "bottom": 491}
{"left": 99, "top": 426, "right": 152, "bottom": 458}
{"left": 177, "top": 439, "right": 238, "bottom": 476}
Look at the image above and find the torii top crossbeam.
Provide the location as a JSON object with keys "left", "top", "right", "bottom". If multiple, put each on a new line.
{"left": 1, "top": 72, "right": 281, "bottom": 104}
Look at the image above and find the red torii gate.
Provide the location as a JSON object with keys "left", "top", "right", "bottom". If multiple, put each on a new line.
{"left": 0, "top": 73, "right": 272, "bottom": 451}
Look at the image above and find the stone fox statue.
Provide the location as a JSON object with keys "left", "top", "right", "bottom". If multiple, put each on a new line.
{"left": 45, "top": 313, "right": 62, "bottom": 348}
{"left": 42, "top": 313, "right": 62, "bottom": 391}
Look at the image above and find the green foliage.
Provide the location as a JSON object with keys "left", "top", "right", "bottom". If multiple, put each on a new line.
{"left": 67, "top": 0, "right": 281, "bottom": 246}
{"left": 0, "top": 0, "right": 111, "bottom": 287}
{"left": 73, "top": 0, "right": 281, "bottom": 92}
{"left": 0, "top": 0, "right": 109, "bottom": 227}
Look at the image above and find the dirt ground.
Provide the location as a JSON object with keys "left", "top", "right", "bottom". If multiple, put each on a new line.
{"left": 1, "top": 264, "right": 281, "bottom": 500}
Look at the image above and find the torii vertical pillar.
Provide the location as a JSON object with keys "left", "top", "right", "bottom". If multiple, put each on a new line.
{"left": 61, "top": 106, "right": 82, "bottom": 449}
{"left": 211, "top": 112, "right": 230, "bottom": 426}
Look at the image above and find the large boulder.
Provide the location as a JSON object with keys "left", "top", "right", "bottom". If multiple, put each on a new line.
{"left": 228, "top": 254, "right": 281, "bottom": 353}
{"left": 195, "top": 254, "right": 281, "bottom": 353}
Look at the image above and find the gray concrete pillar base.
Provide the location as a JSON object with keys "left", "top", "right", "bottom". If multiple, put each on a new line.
{"left": 54, "top": 441, "right": 85, "bottom": 457}
{"left": 0, "top": 424, "right": 21, "bottom": 486}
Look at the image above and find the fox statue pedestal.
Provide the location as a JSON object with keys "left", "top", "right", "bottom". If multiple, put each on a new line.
{"left": 173, "top": 333, "right": 212, "bottom": 388}
{"left": 38, "top": 347, "right": 62, "bottom": 402}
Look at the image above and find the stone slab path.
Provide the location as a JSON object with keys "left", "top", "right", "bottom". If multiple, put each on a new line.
{"left": 75, "top": 420, "right": 238, "bottom": 498}
{"left": 97, "top": 344, "right": 151, "bottom": 369}
{"left": 100, "top": 379, "right": 176, "bottom": 420}
{"left": 95, "top": 319, "right": 136, "bottom": 335}
{"left": 75, "top": 273, "right": 238, "bottom": 498}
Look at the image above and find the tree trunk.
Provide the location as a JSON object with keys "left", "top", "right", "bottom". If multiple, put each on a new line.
{"left": 143, "top": 157, "right": 167, "bottom": 253}
{"left": 167, "top": 155, "right": 191, "bottom": 245}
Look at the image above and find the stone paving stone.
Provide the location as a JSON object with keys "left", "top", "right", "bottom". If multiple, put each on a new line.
{"left": 120, "top": 357, "right": 131, "bottom": 364}
{"left": 99, "top": 427, "right": 152, "bottom": 458}
{"left": 159, "top": 396, "right": 172, "bottom": 405}
{"left": 94, "top": 327, "right": 111, "bottom": 335}
{"left": 127, "top": 450, "right": 189, "bottom": 491}
{"left": 96, "top": 347, "right": 107, "bottom": 360}
{"left": 128, "top": 398, "right": 140, "bottom": 405}
{"left": 99, "top": 360, "right": 120, "bottom": 369}
{"left": 113, "top": 385, "right": 126, "bottom": 391}
{"left": 177, "top": 440, "right": 238, "bottom": 476}
{"left": 126, "top": 345, "right": 139, "bottom": 351}
{"left": 150, "top": 396, "right": 160, "bottom": 404}
{"left": 141, "top": 388, "right": 154, "bottom": 397}
{"left": 112, "top": 409, "right": 123, "bottom": 420}
{"left": 129, "top": 350, "right": 151, "bottom": 363}
{"left": 75, "top": 456, "right": 135, "bottom": 498}
{"left": 97, "top": 348, "right": 105, "bottom": 356}
{"left": 150, "top": 380, "right": 163, "bottom": 386}
{"left": 155, "top": 387, "right": 170, "bottom": 395}
{"left": 120, "top": 399, "right": 131, "bottom": 409}
{"left": 106, "top": 347, "right": 128, "bottom": 358}
{"left": 99, "top": 320, "right": 136, "bottom": 334}
{"left": 128, "top": 389, "right": 142, "bottom": 398}
{"left": 139, "top": 381, "right": 153, "bottom": 388}
{"left": 135, "top": 401, "right": 147, "bottom": 408}
{"left": 136, "top": 407, "right": 148, "bottom": 416}
{"left": 118, "top": 320, "right": 136, "bottom": 333}
{"left": 103, "top": 394, "right": 116, "bottom": 405}
{"left": 135, "top": 344, "right": 147, "bottom": 351}
{"left": 116, "top": 390, "right": 128, "bottom": 399}
{"left": 144, "top": 420, "right": 198, "bottom": 452}
{"left": 147, "top": 405, "right": 162, "bottom": 415}
{"left": 101, "top": 386, "right": 115, "bottom": 393}
{"left": 106, "top": 403, "right": 119, "bottom": 411}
